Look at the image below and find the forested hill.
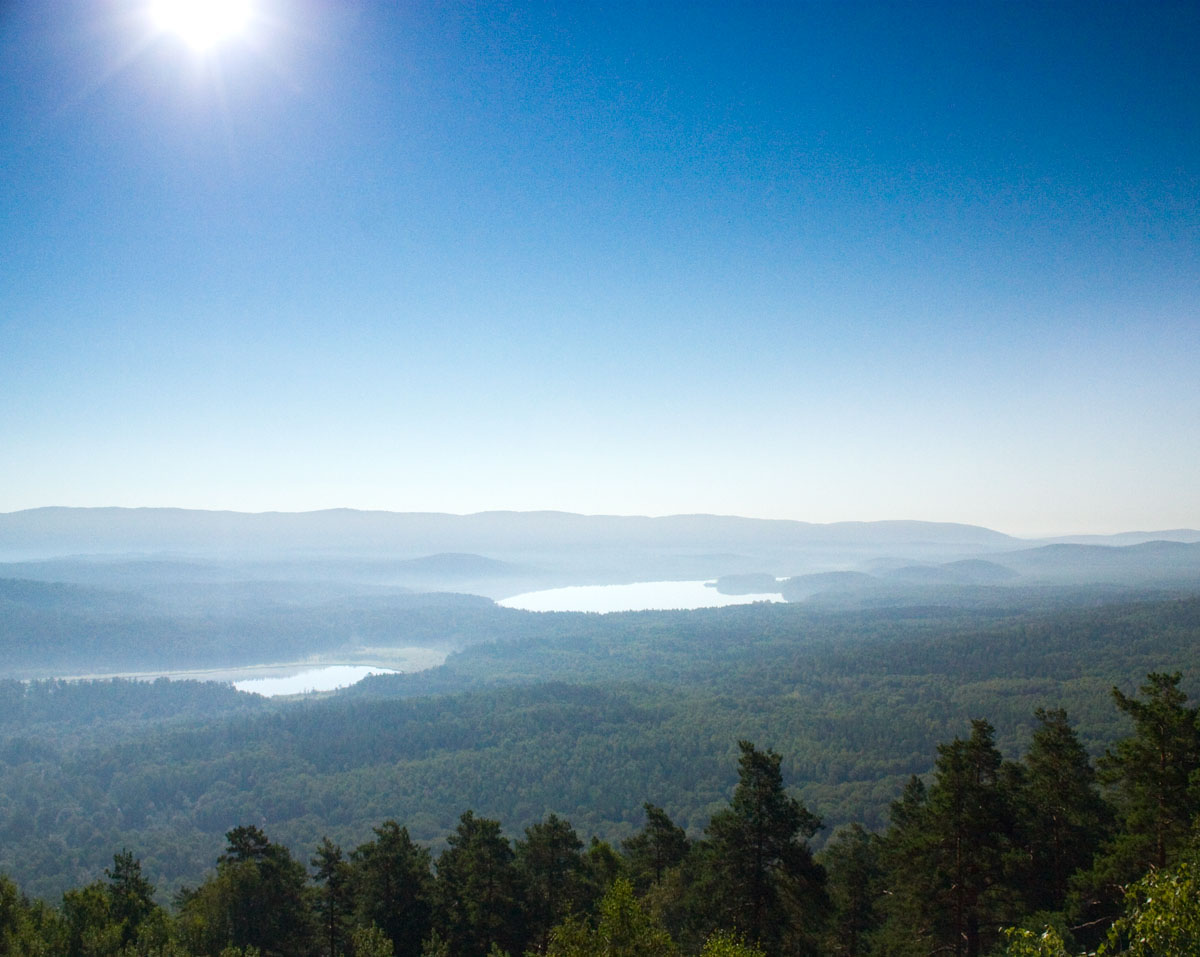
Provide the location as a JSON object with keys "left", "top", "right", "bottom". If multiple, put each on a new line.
{"left": 5, "top": 674, "right": 1200, "bottom": 957}
{"left": 3, "top": 557, "right": 1195, "bottom": 676}
{"left": 3, "top": 594, "right": 1200, "bottom": 904}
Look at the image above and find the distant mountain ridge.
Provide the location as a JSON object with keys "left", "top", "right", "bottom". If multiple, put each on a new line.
{"left": 771, "top": 541, "right": 1200, "bottom": 602}
{"left": 2, "top": 509, "right": 1197, "bottom": 599}
{"left": 0, "top": 507, "right": 1020, "bottom": 559}
{"left": 996, "top": 540, "right": 1200, "bottom": 584}
{"left": 1043, "top": 530, "right": 1200, "bottom": 546}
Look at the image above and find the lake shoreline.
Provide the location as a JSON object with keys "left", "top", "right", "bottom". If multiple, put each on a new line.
{"left": 33, "top": 646, "right": 449, "bottom": 690}
{"left": 497, "top": 579, "right": 784, "bottom": 613}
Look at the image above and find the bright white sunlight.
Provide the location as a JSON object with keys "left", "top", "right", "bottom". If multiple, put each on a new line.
{"left": 149, "top": 0, "right": 253, "bottom": 52}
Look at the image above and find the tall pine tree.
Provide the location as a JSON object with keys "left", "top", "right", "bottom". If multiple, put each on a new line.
{"left": 1100, "top": 673, "right": 1200, "bottom": 873}
{"left": 623, "top": 804, "right": 690, "bottom": 893}
{"left": 312, "top": 837, "right": 352, "bottom": 957}
{"left": 434, "top": 811, "right": 526, "bottom": 957}
{"left": 700, "top": 741, "right": 825, "bottom": 953}
{"left": 1017, "top": 708, "right": 1110, "bottom": 914}
{"left": 516, "top": 814, "right": 593, "bottom": 955}
{"left": 880, "top": 721, "right": 1019, "bottom": 957}
{"left": 350, "top": 821, "right": 433, "bottom": 957}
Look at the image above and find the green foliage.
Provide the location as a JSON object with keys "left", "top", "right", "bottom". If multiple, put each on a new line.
{"left": 622, "top": 805, "right": 689, "bottom": 894}
{"left": 996, "top": 926, "right": 1073, "bottom": 957}
{"left": 584, "top": 839, "right": 627, "bottom": 894}
{"left": 698, "top": 930, "right": 765, "bottom": 957}
{"left": 698, "top": 741, "right": 825, "bottom": 953}
{"left": 433, "top": 812, "right": 524, "bottom": 957}
{"left": 515, "top": 814, "right": 593, "bottom": 954}
{"left": 349, "top": 924, "right": 394, "bottom": 957}
{"left": 547, "top": 879, "right": 677, "bottom": 957}
{"left": 2, "top": 874, "right": 64, "bottom": 956}
{"left": 62, "top": 882, "right": 123, "bottom": 957}
{"left": 417, "top": 931, "right": 449, "bottom": 957}
{"left": 999, "top": 858, "right": 1200, "bottom": 957}
{"left": 311, "top": 838, "right": 352, "bottom": 957}
{"left": 818, "top": 824, "right": 882, "bottom": 957}
{"left": 105, "top": 850, "right": 157, "bottom": 949}
{"left": 349, "top": 822, "right": 432, "bottom": 957}
{"left": 1017, "top": 709, "right": 1110, "bottom": 914}
{"left": 178, "top": 826, "right": 314, "bottom": 957}
{"left": 4, "top": 682, "right": 1200, "bottom": 957}
{"left": 7, "top": 593, "right": 1200, "bottom": 957}
{"left": 879, "top": 720, "right": 1019, "bottom": 957}
{"left": 1101, "top": 858, "right": 1200, "bottom": 957}
{"left": 1098, "top": 673, "right": 1200, "bottom": 875}
{"left": 6, "top": 597, "right": 1200, "bottom": 899}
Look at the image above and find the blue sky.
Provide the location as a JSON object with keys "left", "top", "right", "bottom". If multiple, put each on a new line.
{"left": 1, "top": 0, "right": 1197, "bottom": 535}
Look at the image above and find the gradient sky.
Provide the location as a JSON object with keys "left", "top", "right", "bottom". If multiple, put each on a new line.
{"left": 2, "top": 1, "right": 1197, "bottom": 536}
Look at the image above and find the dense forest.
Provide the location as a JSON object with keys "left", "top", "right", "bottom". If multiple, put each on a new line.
{"left": 4, "top": 586, "right": 1200, "bottom": 954}
{"left": 2, "top": 595, "right": 1199, "bottom": 896}
{"left": 5, "top": 672, "right": 1200, "bottom": 956}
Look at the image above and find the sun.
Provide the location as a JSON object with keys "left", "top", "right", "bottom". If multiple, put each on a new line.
{"left": 150, "top": 0, "right": 253, "bottom": 52}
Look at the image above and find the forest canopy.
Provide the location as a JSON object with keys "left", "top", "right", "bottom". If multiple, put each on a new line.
{"left": 5, "top": 677, "right": 1200, "bottom": 956}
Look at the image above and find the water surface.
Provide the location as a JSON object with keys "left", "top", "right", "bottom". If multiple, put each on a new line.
{"left": 53, "top": 646, "right": 447, "bottom": 695}
{"left": 233, "top": 665, "right": 397, "bottom": 697}
{"left": 498, "top": 580, "right": 783, "bottom": 613}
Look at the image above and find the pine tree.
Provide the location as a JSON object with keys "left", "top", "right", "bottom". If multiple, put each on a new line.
{"left": 434, "top": 811, "right": 526, "bottom": 957}
{"left": 312, "top": 838, "right": 352, "bottom": 957}
{"left": 819, "top": 824, "right": 883, "bottom": 957}
{"left": 875, "top": 775, "right": 935, "bottom": 956}
{"left": 1018, "top": 708, "right": 1110, "bottom": 913}
{"left": 350, "top": 821, "right": 433, "bottom": 957}
{"left": 179, "top": 825, "right": 315, "bottom": 957}
{"left": 700, "top": 741, "right": 825, "bottom": 953}
{"left": 928, "top": 720, "right": 1018, "bottom": 957}
{"left": 1099, "top": 672, "right": 1200, "bottom": 873}
{"left": 105, "top": 850, "right": 157, "bottom": 949}
{"left": 880, "top": 722, "right": 1018, "bottom": 957}
{"left": 622, "top": 804, "right": 689, "bottom": 893}
{"left": 516, "top": 814, "right": 592, "bottom": 954}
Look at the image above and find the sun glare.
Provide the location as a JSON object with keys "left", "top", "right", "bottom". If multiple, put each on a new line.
{"left": 150, "top": 0, "right": 252, "bottom": 51}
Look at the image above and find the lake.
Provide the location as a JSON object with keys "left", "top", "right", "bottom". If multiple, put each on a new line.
{"left": 53, "top": 646, "right": 448, "bottom": 697}
{"left": 233, "top": 665, "right": 398, "bottom": 696}
{"left": 497, "top": 579, "right": 783, "bottom": 613}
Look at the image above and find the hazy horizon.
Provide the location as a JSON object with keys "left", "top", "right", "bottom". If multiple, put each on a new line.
{"left": 3, "top": 2, "right": 1197, "bottom": 538}
{"left": 2, "top": 502, "right": 1199, "bottom": 543}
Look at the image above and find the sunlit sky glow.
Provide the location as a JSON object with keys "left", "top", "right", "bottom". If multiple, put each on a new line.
{"left": 149, "top": 0, "right": 253, "bottom": 52}
{"left": 1, "top": 1, "right": 1197, "bottom": 537}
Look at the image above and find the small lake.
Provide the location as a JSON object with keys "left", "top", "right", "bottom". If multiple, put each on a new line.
{"left": 497, "top": 580, "right": 783, "bottom": 613}
{"left": 52, "top": 646, "right": 448, "bottom": 697}
{"left": 233, "top": 665, "right": 397, "bottom": 697}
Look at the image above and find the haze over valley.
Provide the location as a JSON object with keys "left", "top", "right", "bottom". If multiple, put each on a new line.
{"left": 3, "top": 1, "right": 1199, "bottom": 953}
{"left": 4, "top": 506, "right": 1199, "bottom": 681}
{"left": 3, "top": 501, "right": 1200, "bottom": 955}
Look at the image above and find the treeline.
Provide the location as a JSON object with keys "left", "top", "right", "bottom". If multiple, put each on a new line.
{"left": 5, "top": 674, "right": 1200, "bottom": 956}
